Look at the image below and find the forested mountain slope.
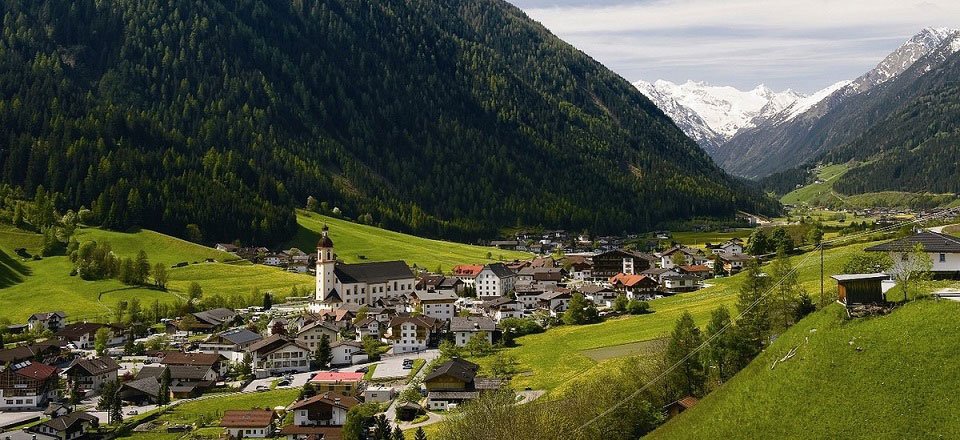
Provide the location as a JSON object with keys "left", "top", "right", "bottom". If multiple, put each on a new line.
{"left": 0, "top": 0, "right": 776, "bottom": 245}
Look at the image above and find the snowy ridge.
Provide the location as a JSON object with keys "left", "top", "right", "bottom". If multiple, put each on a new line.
{"left": 633, "top": 79, "right": 804, "bottom": 148}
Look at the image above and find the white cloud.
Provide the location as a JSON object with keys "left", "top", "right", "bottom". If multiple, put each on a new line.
{"left": 511, "top": 0, "right": 960, "bottom": 92}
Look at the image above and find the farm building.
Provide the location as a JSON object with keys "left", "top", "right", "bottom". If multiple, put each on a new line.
{"left": 831, "top": 273, "right": 888, "bottom": 306}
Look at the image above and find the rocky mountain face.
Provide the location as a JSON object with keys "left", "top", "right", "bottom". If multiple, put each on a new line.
{"left": 639, "top": 28, "right": 960, "bottom": 179}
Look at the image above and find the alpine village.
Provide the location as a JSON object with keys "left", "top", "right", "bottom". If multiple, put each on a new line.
{"left": 0, "top": 1, "right": 959, "bottom": 440}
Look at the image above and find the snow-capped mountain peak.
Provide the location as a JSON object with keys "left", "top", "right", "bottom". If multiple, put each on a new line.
{"left": 633, "top": 79, "right": 806, "bottom": 150}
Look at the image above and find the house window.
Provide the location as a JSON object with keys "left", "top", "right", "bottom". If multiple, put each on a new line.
{"left": 940, "top": 253, "right": 946, "bottom": 263}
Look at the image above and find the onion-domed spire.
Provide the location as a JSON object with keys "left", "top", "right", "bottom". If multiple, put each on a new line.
{"left": 317, "top": 224, "right": 334, "bottom": 248}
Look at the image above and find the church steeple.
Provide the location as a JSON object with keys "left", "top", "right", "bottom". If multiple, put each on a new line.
{"left": 315, "top": 224, "right": 336, "bottom": 303}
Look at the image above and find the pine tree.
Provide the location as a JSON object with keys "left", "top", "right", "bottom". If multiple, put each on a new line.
{"left": 663, "top": 311, "right": 705, "bottom": 400}
{"left": 315, "top": 334, "right": 332, "bottom": 369}
{"left": 769, "top": 250, "right": 804, "bottom": 334}
{"left": 414, "top": 427, "right": 428, "bottom": 440}
{"left": 735, "top": 259, "right": 771, "bottom": 361}
{"left": 704, "top": 305, "right": 738, "bottom": 383}
{"left": 134, "top": 250, "right": 151, "bottom": 285}
{"left": 392, "top": 426, "right": 405, "bottom": 440}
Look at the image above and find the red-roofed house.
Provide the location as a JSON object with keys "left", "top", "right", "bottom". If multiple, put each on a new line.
{"left": 609, "top": 273, "right": 659, "bottom": 299}
{"left": 220, "top": 409, "right": 277, "bottom": 438}
{"left": 0, "top": 361, "right": 59, "bottom": 410}
{"left": 452, "top": 264, "right": 483, "bottom": 288}
{"left": 309, "top": 372, "right": 364, "bottom": 396}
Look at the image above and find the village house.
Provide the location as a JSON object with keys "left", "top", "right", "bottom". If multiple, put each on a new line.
{"left": 286, "top": 392, "right": 358, "bottom": 427}
{"left": 475, "top": 263, "right": 517, "bottom": 300}
{"left": 199, "top": 328, "right": 263, "bottom": 363}
{"left": 25, "top": 411, "right": 98, "bottom": 440}
{"left": 609, "top": 273, "right": 660, "bottom": 300}
{"left": 416, "top": 274, "right": 464, "bottom": 295}
{"left": 247, "top": 335, "right": 312, "bottom": 378}
{"left": 313, "top": 226, "right": 416, "bottom": 310}
{"left": 641, "top": 267, "right": 682, "bottom": 284}
{"left": 481, "top": 297, "right": 524, "bottom": 322}
{"left": 295, "top": 321, "right": 340, "bottom": 351}
{"left": 452, "top": 264, "right": 483, "bottom": 288}
{"left": 591, "top": 249, "right": 655, "bottom": 280}
{"left": 866, "top": 231, "right": 960, "bottom": 278}
{"left": 664, "top": 396, "right": 699, "bottom": 419}
{"left": 577, "top": 284, "right": 619, "bottom": 308}
{"left": 330, "top": 340, "right": 366, "bottom": 366}
{"left": 27, "top": 312, "right": 67, "bottom": 333}
{"left": 0, "top": 361, "right": 59, "bottom": 410}
{"left": 157, "top": 352, "right": 224, "bottom": 396}
{"left": 188, "top": 308, "right": 242, "bottom": 333}
{"left": 216, "top": 243, "right": 239, "bottom": 253}
{"left": 55, "top": 323, "right": 124, "bottom": 350}
{"left": 0, "top": 341, "right": 67, "bottom": 366}
{"left": 410, "top": 290, "right": 458, "bottom": 323}
{"left": 310, "top": 371, "right": 364, "bottom": 396}
{"left": 221, "top": 410, "right": 277, "bottom": 438}
{"left": 706, "top": 239, "right": 745, "bottom": 256}
{"left": 567, "top": 260, "right": 593, "bottom": 281}
{"left": 514, "top": 283, "right": 546, "bottom": 309}
{"left": 384, "top": 316, "right": 441, "bottom": 353}
{"left": 119, "top": 371, "right": 163, "bottom": 405}
{"left": 678, "top": 264, "right": 713, "bottom": 280}
{"left": 353, "top": 317, "right": 382, "bottom": 341}
{"left": 63, "top": 357, "right": 120, "bottom": 395}
{"left": 717, "top": 253, "right": 754, "bottom": 274}
{"left": 657, "top": 246, "right": 709, "bottom": 269}
{"left": 663, "top": 274, "right": 702, "bottom": 293}
{"left": 537, "top": 290, "right": 573, "bottom": 315}
{"left": 363, "top": 385, "right": 395, "bottom": 403}
{"left": 424, "top": 358, "right": 502, "bottom": 411}
{"left": 450, "top": 316, "right": 497, "bottom": 347}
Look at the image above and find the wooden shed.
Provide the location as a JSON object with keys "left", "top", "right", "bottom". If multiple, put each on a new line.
{"left": 831, "top": 274, "right": 887, "bottom": 306}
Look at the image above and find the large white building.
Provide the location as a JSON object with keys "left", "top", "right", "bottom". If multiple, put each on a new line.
{"left": 312, "top": 226, "right": 416, "bottom": 311}
{"left": 475, "top": 263, "right": 517, "bottom": 300}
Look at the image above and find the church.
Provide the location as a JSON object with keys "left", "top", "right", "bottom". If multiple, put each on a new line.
{"left": 310, "top": 225, "right": 417, "bottom": 311}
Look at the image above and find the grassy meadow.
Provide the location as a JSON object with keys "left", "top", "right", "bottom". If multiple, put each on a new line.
{"left": 780, "top": 164, "right": 849, "bottom": 206}
{"left": 648, "top": 300, "right": 960, "bottom": 439}
{"left": 467, "top": 240, "right": 874, "bottom": 392}
{"left": 290, "top": 211, "right": 531, "bottom": 271}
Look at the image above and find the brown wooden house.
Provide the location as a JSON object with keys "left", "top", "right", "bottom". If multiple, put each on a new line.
{"left": 831, "top": 274, "right": 887, "bottom": 306}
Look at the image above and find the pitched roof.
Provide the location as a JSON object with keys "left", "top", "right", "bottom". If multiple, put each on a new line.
{"left": 55, "top": 322, "right": 113, "bottom": 340}
{"left": 121, "top": 377, "right": 160, "bottom": 398}
{"left": 389, "top": 315, "right": 440, "bottom": 329}
{"left": 537, "top": 290, "right": 572, "bottom": 301}
{"left": 287, "top": 392, "right": 359, "bottom": 411}
{"left": 65, "top": 356, "right": 120, "bottom": 376}
{"left": 482, "top": 263, "right": 515, "bottom": 278}
{"left": 220, "top": 410, "right": 274, "bottom": 428}
{"left": 192, "top": 308, "right": 238, "bottom": 326}
{"left": 678, "top": 265, "right": 711, "bottom": 273}
{"left": 14, "top": 361, "right": 58, "bottom": 381}
{"left": 160, "top": 351, "right": 222, "bottom": 367}
{"left": 450, "top": 316, "right": 496, "bottom": 333}
{"left": 413, "top": 291, "right": 458, "bottom": 302}
{"left": 35, "top": 412, "right": 97, "bottom": 432}
{"left": 310, "top": 371, "right": 364, "bottom": 382}
{"left": 453, "top": 265, "right": 484, "bottom": 277}
{"left": 865, "top": 231, "right": 960, "bottom": 253}
{"left": 609, "top": 273, "right": 657, "bottom": 287}
{"left": 0, "top": 342, "right": 63, "bottom": 364}
{"left": 831, "top": 273, "right": 889, "bottom": 282}
{"left": 167, "top": 365, "right": 213, "bottom": 380}
{"left": 28, "top": 311, "right": 66, "bottom": 321}
{"left": 247, "top": 335, "right": 308, "bottom": 356}
{"left": 215, "top": 328, "right": 263, "bottom": 346}
{"left": 135, "top": 366, "right": 168, "bottom": 380}
{"left": 335, "top": 261, "right": 413, "bottom": 284}
{"left": 424, "top": 358, "right": 479, "bottom": 383}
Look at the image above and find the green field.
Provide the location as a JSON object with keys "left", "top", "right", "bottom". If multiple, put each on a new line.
{"left": 0, "top": 227, "right": 312, "bottom": 323}
{"left": 780, "top": 164, "right": 849, "bottom": 206}
{"left": 648, "top": 299, "right": 960, "bottom": 439}
{"left": 469, "top": 240, "right": 872, "bottom": 392}
{"left": 290, "top": 211, "right": 531, "bottom": 271}
{"left": 670, "top": 229, "right": 753, "bottom": 248}
{"left": 116, "top": 389, "right": 299, "bottom": 440}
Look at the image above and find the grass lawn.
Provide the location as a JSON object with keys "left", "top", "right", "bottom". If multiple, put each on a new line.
{"left": 670, "top": 229, "right": 754, "bottom": 248}
{"left": 290, "top": 211, "right": 531, "bottom": 271}
{"left": 468, "top": 240, "right": 873, "bottom": 392}
{"left": 648, "top": 299, "right": 960, "bottom": 440}
{"left": 780, "top": 163, "right": 849, "bottom": 206}
{"left": 0, "top": 226, "right": 312, "bottom": 322}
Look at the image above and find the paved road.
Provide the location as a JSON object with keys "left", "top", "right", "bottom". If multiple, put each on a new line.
{"left": 242, "top": 370, "right": 315, "bottom": 393}
{"left": 928, "top": 224, "right": 957, "bottom": 233}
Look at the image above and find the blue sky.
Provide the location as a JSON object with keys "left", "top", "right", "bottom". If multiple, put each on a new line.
{"left": 509, "top": 0, "right": 960, "bottom": 93}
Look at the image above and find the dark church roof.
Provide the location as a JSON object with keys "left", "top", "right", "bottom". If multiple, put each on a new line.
{"left": 335, "top": 261, "right": 412, "bottom": 284}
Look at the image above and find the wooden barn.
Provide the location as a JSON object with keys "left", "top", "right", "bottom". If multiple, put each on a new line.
{"left": 831, "top": 273, "right": 888, "bottom": 306}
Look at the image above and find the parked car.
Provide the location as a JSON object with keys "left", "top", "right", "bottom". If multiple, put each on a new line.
{"left": 277, "top": 380, "right": 290, "bottom": 387}
{"left": 256, "top": 385, "right": 269, "bottom": 392}
{"left": 355, "top": 366, "right": 369, "bottom": 373}
{"left": 127, "top": 410, "right": 139, "bottom": 416}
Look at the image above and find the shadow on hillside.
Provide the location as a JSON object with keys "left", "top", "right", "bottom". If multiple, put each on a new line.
{"left": 0, "top": 248, "right": 31, "bottom": 288}
{"left": 288, "top": 224, "right": 321, "bottom": 253}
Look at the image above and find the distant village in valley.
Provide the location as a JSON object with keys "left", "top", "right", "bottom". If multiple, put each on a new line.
{"left": 3, "top": 214, "right": 960, "bottom": 440}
